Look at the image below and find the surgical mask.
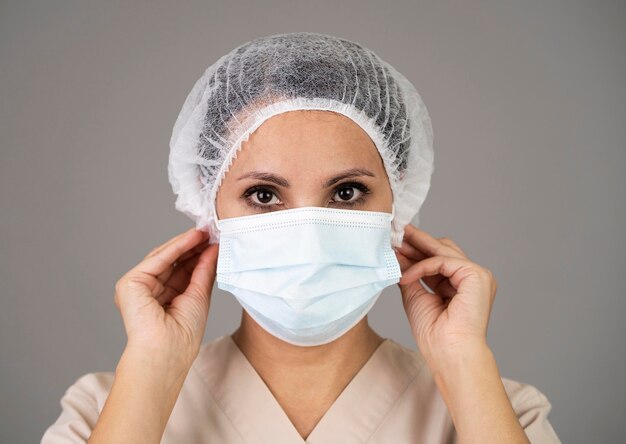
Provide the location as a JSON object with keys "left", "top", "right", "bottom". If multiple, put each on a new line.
{"left": 214, "top": 205, "right": 402, "bottom": 346}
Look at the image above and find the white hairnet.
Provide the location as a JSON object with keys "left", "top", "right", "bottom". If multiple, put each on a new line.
{"left": 168, "top": 32, "right": 434, "bottom": 248}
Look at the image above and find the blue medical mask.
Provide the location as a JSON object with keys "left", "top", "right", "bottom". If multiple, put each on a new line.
{"left": 214, "top": 205, "right": 402, "bottom": 346}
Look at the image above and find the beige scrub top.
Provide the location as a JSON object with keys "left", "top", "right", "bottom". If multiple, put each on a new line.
{"left": 42, "top": 335, "right": 561, "bottom": 443}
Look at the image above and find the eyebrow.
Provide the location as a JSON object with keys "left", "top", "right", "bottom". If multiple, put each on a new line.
{"left": 237, "top": 167, "right": 376, "bottom": 188}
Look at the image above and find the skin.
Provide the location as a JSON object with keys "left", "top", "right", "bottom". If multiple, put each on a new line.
{"left": 88, "top": 110, "right": 530, "bottom": 443}
{"left": 215, "top": 110, "right": 393, "bottom": 438}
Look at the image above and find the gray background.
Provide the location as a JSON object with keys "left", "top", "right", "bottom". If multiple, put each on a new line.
{"left": 1, "top": 0, "right": 624, "bottom": 442}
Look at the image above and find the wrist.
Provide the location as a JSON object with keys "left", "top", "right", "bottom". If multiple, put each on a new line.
{"left": 117, "top": 346, "right": 193, "bottom": 391}
{"left": 121, "top": 341, "right": 196, "bottom": 374}
{"left": 90, "top": 347, "right": 191, "bottom": 443}
{"left": 117, "top": 347, "right": 190, "bottom": 412}
{"left": 422, "top": 338, "right": 490, "bottom": 371}
{"left": 428, "top": 341, "right": 495, "bottom": 386}
{"left": 422, "top": 342, "right": 529, "bottom": 443}
{"left": 427, "top": 342, "right": 500, "bottom": 418}
{"left": 116, "top": 345, "right": 193, "bottom": 415}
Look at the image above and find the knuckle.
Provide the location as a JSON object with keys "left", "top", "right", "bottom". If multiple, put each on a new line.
{"left": 480, "top": 267, "right": 498, "bottom": 294}
{"left": 114, "top": 277, "right": 127, "bottom": 294}
{"left": 441, "top": 237, "right": 458, "bottom": 247}
{"left": 113, "top": 281, "right": 128, "bottom": 308}
{"left": 467, "top": 266, "right": 489, "bottom": 281}
{"left": 438, "top": 237, "right": 465, "bottom": 254}
{"left": 115, "top": 274, "right": 145, "bottom": 294}
{"left": 439, "top": 237, "right": 456, "bottom": 249}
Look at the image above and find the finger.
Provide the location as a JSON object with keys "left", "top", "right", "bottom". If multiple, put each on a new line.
{"left": 178, "top": 238, "right": 212, "bottom": 263}
{"left": 145, "top": 227, "right": 210, "bottom": 261}
{"left": 170, "top": 243, "right": 219, "bottom": 315}
{"left": 399, "top": 255, "right": 481, "bottom": 290}
{"left": 155, "top": 252, "right": 205, "bottom": 305}
{"left": 114, "top": 232, "right": 212, "bottom": 318}
{"left": 394, "top": 248, "right": 413, "bottom": 273}
{"left": 437, "top": 237, "right": 467, "bottom": 257}
{"left": 131, "top": 229, "right": 209, "bottom": 281}
{"left": 432, "top": 277, "right": 458, "bottom": 299}
{"left": 402, "top": 224, "right": 465, "bottom": 260}
{"left": 394, "top": 239, "right": 428, "bottom": 262}
{"left": 185, "top": 243, "right": 219, "bottom": 302}
{"left": 145, "top": 227, "right": 196, "bottom": 259}
{"left": 156, "top": 238, "right": 212, "bottom": 285}
{"left": 395, "top": 246, "right": 447, "bottom": 294}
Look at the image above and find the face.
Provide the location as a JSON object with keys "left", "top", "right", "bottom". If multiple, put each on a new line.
{"left": 215, "top": 110, "right": 393, "bottom": 220}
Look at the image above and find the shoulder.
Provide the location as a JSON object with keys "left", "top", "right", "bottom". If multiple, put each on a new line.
{"left": 501, "top": 376, "right": 553, "bottom": 410}
{"left": 375, "top": 340, "right": 561, "bottom": 443}
{"left": 500, "top": 377, "right": 561, "bottom": 440}
{"left": 41, "top": 372, "right": 115, "bottom": 443}
{"left": 58, "top": 371, "right": 115, "bottom": 411}
{"left": 41, "top": 338, "right": 234, "bottom": 443}
{"left": 382, "top": 338, "right": 556, "bottom": 413}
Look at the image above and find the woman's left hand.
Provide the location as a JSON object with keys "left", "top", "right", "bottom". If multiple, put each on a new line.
{"left": 393, "top": 223, "right": 498, "bottom": 367}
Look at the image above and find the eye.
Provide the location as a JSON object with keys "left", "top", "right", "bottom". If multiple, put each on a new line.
{"left": 242, "top": 186, "right": 282, "bottom": 210}
{"left": 330, "top": 182, "right": 371, "bottom": 207}
{"left": 241, "top": 181, "right": 372, "bottom": 211}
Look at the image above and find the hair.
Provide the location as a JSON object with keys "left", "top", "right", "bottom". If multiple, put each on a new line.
{"left": 196, "top": 34, "right": 411, "bottom": 183}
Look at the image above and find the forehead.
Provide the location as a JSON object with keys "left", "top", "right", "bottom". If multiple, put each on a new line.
{"left": 227, "top": 110, "right": 384, "bottom": 172}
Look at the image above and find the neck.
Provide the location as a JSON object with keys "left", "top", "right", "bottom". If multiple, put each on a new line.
{"left": 231, "top": 310, "right": 384, "bottom": 371}
{"left": 230, "top": 311, "right": 385, "bottom": 416}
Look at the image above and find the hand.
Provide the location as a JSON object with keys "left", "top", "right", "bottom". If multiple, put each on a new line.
{"left": 393, "top": 224, "right": 498, "bottom": 366}
{"left": 114, "top": 227, "right": 219, "bottom": 368}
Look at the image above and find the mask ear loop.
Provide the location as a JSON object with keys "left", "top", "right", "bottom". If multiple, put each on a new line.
{"left": 390, "top": 202, "right": 402, "bottom": 247}
{"left": 213, "top": 200, "right": 221, "bottom": 230}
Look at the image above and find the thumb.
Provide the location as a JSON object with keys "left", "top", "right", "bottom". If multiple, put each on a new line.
{"left": 171, "top": 243, "right": 219, "bottom": 328}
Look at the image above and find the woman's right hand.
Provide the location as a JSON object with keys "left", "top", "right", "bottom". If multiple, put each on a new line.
{"left": 113, "top": 227, "right": 219, "bottom": 369}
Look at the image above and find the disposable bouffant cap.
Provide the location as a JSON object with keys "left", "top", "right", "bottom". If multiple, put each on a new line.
{"left": 168, "top": 32, "right": 434, "bottom": 247}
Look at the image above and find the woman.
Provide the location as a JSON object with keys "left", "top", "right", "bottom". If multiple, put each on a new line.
{"left": 42, "top": 32, "right": 560, "bottom": 443}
